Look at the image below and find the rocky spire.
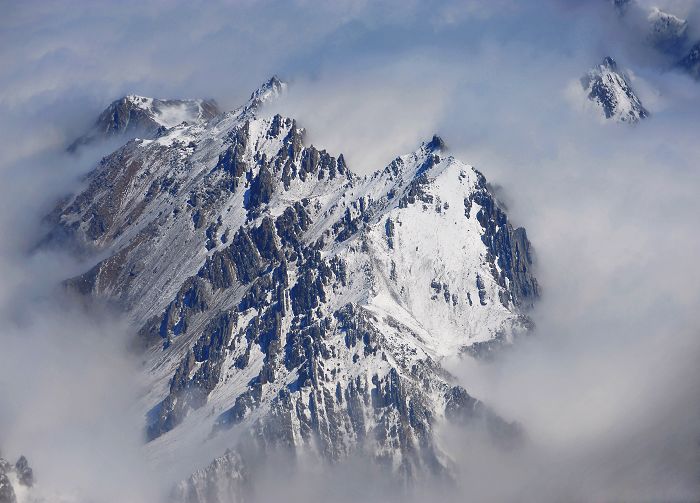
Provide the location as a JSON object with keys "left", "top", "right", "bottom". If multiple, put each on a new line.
{"left": 581, "top": 57, "right": 649, "bottom": 124}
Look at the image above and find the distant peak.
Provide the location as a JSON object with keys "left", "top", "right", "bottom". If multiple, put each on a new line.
{"left": 426, "top": 135, "right": 446, "bottom": 152}
{"left": 647, "top": 7, "right": 688, "bottom": 54}
{"left": 648, "top": 7, "right": 686, "bottom": 26}
{"left": 267, "top": 75, "right": 283, "bottom": 88}
{"left": 581, "top": 57, "right": 648, "bottom": 124}
{"left": 245, "top": 75, "right": 288, "bottom": 112}
{"left": 601, "top": 56, "right": 617, "bottom": 70}
{"left": 68, "top": 94, "right": 219, "bottom": 152}
{"left": 123, "top": 94, "right": 151, "bottom": 103}
{"left": 252, "top": 75, "right": 285, "bottom": 96}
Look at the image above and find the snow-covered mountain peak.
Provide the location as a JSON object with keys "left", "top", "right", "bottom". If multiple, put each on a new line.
{"left": 123, "top": 94, "right": 152, "bottom": 105}
{"left": 103, "top": 94, "right": 218, "bottom": 129}
{"left": 371, "top": 134, "right": 450, "bottom": 185}
{"left": 648, "top": 8, "right": 687, "bottom": 37}
{"left": 69, "top": 94, "right": 219, "bottom": 151}
{"left": 48, "top": 77, "right": 538, "bottom": 499}
{"left": 601, "top": 56, "right": 617, "bottom": 70}
{"left": 0, "top": 453, "right": 34, "bottom": 503}
{"left": 581, "top": 57, "right": 649, "bottom": 124}
{"left": 425, "top": 134, "right": 446, "bottom": 152}
{"left": 648, "top": 7, "right": 688, "bottom": 53}
{"left": 243, "top": 75, "right": 288, "bottom": 113}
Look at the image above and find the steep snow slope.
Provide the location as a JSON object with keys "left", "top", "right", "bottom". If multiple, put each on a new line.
{"left": 49, "top": 77, "right": 537, "bottom": 500}
{"left": 581, "top": 57, "right": 649, "bottom": 124}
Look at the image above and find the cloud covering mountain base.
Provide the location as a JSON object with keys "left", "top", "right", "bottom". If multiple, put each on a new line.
{"left": 1, "top": 1, "right": 699, "bottom": 501}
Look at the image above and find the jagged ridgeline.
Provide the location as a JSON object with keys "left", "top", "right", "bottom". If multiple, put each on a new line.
{"left": 47, "top": 77, "right": 538, "bottom": 501}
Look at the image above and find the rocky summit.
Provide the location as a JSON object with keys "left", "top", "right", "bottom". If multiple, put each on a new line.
{"left": 581, "top": 57, "right": 649, "bottom": 124}
{"left": 68, "top": 94, "right": 220, "bottom": 152}
{"left": 647, "top": 7, "right": 688, "bottom": 55}
{"left": 49, "top": 77, "right": 538, "bottom": 501}
{"left": 0, "top": 453, "right": 33, "bottom": 503}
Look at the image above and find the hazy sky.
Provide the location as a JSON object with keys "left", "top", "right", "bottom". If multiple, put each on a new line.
{"left": 1, "top": 1, "right": 700, "bottom": 501}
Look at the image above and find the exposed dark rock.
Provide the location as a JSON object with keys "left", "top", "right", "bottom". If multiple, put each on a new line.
{"left": 69, "top": 96, "right": 219, "bottom": 152}
{"left": 215, "top": 127, "right": 249, "bottom": 191}
{"left": 247, "top": 165, "right": 274, "bottom": 210}
{"left": 0, "top": 473, "right": 15, "bottom": 503}
{"left": 0, "top": 457, "right": 16, "bottom": 503}
{"left": 385, "top": 218, "right": 395, "bottom": 249}
{"left": 148, "top": 311, "right": 237, "bottom": 440}
{"left": 14, "top": 456, "right": 33, "bottom": 487}
{"left": 467, "top": 172, "right": 539, "bottom": 308}
{"left": 648, "top": 8, "right": 688, "bottom": 55}
{"left": 581, "top": 57, "right": 648, "bottom": 123}
{"left": 141, "top": 276, "right": 210, "bottom": 345}
{"left": 678, "top": 41, "right": 700, "bottom": 79}
{"left": 398, "top": 173, "right": 433, "bottom": 209}
{"left": 426, "top": 135, "right": 446, "bottom": 152}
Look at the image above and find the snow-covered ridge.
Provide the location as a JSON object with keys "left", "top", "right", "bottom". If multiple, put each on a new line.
{"left": 49, "top": 77, "right": 538, "bottom": 500}
{"left": 243, "top": 75, "right": 287, "bottom": 113}
{"left": 0, "top": 453, "right": 34, "bottom": 503}
{"left": 68, "top": 94, "right": 219, "bottom": 152}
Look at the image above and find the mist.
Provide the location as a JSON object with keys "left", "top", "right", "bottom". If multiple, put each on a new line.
{"left": 1, "top": 0, "right": 699, "bottom": 501}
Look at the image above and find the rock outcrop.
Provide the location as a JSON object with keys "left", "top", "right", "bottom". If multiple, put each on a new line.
{"left": 0, "top": 453, "right": 33, "bottom": 503}
{"left": 581, "top": 57, "right": 649, "bottom": 124}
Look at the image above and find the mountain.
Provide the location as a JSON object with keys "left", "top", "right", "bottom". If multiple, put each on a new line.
{"left": 48, "top": 77, "right": 538, "bottom": 500}
{"left": 647, "top": 7, "right": 688, "bottom": 54}
{"left": 0, "top": 454, "right": 33, "bottom": 503}
{"left": 581, "top": 57, "right": 649, "bottom": 124}
{"left": 68, "top": 95, "right": 219, "bottom": 152}
{"left": 609, "top": 2, "right": 700, "bottom": 81}
{"left": 678, "top": 41, "right": 700, "bottom": 80}
{"left": 645, "top": 7, "right": 700, "bottom": 80}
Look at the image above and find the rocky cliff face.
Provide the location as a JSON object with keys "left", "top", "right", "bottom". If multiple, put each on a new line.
{"left": 581, "top": 57, "right": 649, "bottom": 124}
{"left": 50, "top": 77, "right": 538, "bottom": 500}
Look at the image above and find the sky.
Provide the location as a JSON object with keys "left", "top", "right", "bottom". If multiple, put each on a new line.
{"left": 1, "top": 0, "right": 700, "bottom": 501}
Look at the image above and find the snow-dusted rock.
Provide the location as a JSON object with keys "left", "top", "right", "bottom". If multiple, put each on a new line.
{"left": 0, "top": 454, "right": 34, "bottom": 503}
{"left": 49, "top": 77, "right": 538, "bottom": 500}
{"left": 68, "top": 94, "right": 219, "bottom": 152}
{"left": 647, "top": 7, "right": 688, "bottom": 55}
{"left": 581, "top": 57, "right": 648, "bottom": 124}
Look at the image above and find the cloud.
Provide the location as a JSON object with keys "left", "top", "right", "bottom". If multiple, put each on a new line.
{"left": 0, "top": 0, "right": 699, "bottom": 501}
